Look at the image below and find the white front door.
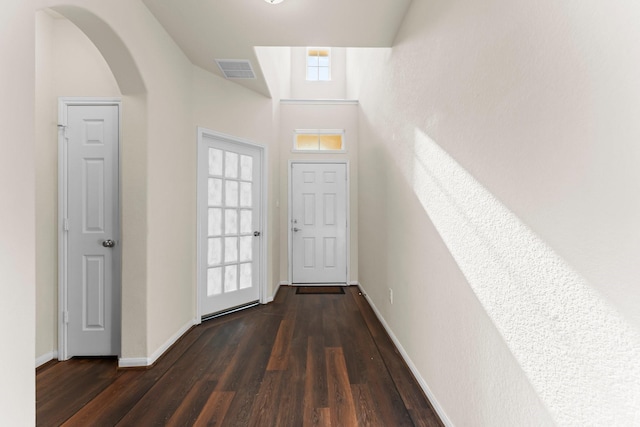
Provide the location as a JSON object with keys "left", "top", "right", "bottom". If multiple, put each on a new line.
{"left": 291, "top": 163, "right": 347, "bottom": 284}
{"left": 198, "top": 131, "right": 263, "bottom": 317}
{"left": 61, "top": 100, "right": 120, "bottom": 358}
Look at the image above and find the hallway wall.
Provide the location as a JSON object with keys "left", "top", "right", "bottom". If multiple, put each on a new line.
{"left": 348, "top": 0, "right": 640, "bottom": 425}
{"left": 35, "top": 0, "right": 281, "bottom": 367}
{"left": 0, "top": 1, "right": 36, "bottom": 424}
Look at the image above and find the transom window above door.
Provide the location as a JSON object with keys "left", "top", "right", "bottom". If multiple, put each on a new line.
{"left": 306, "top": 48, "right": 331, "bottom": 81}
{"left": 293, "top": 129, "right": 345, "bottom": 153}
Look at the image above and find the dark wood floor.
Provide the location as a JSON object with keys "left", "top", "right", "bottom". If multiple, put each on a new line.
{"left": 37, "top": 286, "right": 442, "bottom": 426}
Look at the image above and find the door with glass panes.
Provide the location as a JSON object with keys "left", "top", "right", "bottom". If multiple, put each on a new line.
{"left": 199, "top": 132, "right": 262, "bottom": 317}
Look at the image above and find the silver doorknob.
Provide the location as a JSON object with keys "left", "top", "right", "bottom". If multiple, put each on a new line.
{"left": 102, "top": 239, "right": 116, "bottom": 248}
{"left": 253, "top": 231, "right": 261, "bottom": 237}
{"left": 293, "top": 227, "right": 301, "bottom": 232}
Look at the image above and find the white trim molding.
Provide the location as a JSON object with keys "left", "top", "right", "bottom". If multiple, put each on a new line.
{"left": 118, "top": 318, "right": 196, "bottom": 368}
{"left": 57, "top": 97, "right": 122, "bottom": 361}
{"left": 267, "top": 281, "right": 288, "bottom": 303}
{"left": 280, "top": 99, "right": 359, "bottom": 105}
{"left": 36, "top": 351, "right": 58, "bottom": 368}
{"left": 358, "top": 282, "right": 453, "bottom": 427}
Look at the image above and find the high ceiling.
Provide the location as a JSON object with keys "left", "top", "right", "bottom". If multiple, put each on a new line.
{"left": 142, "top": 0, "right": 412, "bottom": 97}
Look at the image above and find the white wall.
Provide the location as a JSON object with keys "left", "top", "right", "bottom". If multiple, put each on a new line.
{"left": 255, "top": 46, "right": 291, "bottom": 101}
{"left": 279, "top": 103, "right": 358, "bottom": 284}
{"left": 35, "top": 10, "right": 57, "bottom": 365}
{"left": 0, "top": 0, "right": 36, "bottom": 424}
{"left": 348, "top": 0, "right": 640, "bottom": 424}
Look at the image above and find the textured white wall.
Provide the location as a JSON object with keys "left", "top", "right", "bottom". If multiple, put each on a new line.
{"left": 348, "top": 0, "right": 640, "bottom": 424}
{"left": 0, "top": 0, "right": 36, "bottom": 424}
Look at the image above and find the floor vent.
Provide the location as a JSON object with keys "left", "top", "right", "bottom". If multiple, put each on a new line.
{"left": 215, "top": 59, "right": 256, "bottom": 79}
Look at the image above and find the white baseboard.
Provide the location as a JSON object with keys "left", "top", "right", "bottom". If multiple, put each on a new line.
{"left": 267, "top": 281, "right": 288, "bottom": 302}
{"left": 349, "top": 281, "right": 360, "bottom": 286}
{"left": 359, "top": 283, "right": 453, "bottom": 427}
{"left": 35, "top": 350, "right": 58, "bottom": 368}
{"left": 118, "top": 318, "right": 196, "bottom": 368}
{"left": 117, "top": 357, "right": 148, "bottom": 368}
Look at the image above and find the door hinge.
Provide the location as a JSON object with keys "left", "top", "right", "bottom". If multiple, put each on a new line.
{"left": 63, "top": 311, "right": 69, "bottom": 324}
{"left": 63, "top": 218, "right": 70, "bottom": 231}
{"left": 57, "top": 124, "right": 68, "bottom": 138}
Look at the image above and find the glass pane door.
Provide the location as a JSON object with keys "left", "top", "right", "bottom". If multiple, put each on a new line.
{"left": 199, "top": 134, "right": 261, "bottom": 317}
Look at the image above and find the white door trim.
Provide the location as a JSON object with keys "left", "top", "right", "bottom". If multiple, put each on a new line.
{"left": 57, "top": 97, "right": 122, "bottom": 361}
{"left": 288, "top": 160, "right": 350, "bottom": 286}
{"left": 196, "top": 127, "right": 269, "bottom": 322}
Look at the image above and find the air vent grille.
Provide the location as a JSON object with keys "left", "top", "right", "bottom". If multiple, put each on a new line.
{"left": 215, "top": 59, "right": 256, "bottom": 79}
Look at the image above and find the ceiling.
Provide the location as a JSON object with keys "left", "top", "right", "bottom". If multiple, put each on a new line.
{"left": 142, "top": 0, "right": 412, "bottom": 97}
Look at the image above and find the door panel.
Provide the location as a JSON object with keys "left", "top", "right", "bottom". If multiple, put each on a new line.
{"left": 199, "top": 135, "right": 262, "bottom": 317}
{"left": 292, "top": 163, "right": 347, "bottom": 284}
{"left": 66, "top": 103, "right": 120, "bottom": 357}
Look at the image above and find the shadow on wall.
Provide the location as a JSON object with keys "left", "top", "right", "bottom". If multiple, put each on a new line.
{"left": 409, "top": 129, "right": 640, "bottom": 425}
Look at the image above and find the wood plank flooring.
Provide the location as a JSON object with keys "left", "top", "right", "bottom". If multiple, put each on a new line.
{"left": 36, "top": 286, "right": 443, "bottom": 426}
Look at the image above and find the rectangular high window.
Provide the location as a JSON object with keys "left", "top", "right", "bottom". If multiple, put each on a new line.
{"left": 293, "top": 130, "right": 345, "bottom": 152}
{"left": 306, "top": 48, "right": 331, "bottom": 81}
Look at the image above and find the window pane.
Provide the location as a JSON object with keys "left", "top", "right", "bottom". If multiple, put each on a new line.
{"left": 207, "top": 238, "right": 222, "bottom": 266}
{"left": 240, "top": 236, "right": 252, "bottom": 262}
{"left": 240, "top": 182, "right": 252, "bottom": 207}
{"left": 225, "top": 180, "right": 238, "bottom": 207}
{"left": 239, "top": 263, "right": 252, "bottom": 289}
{"left": 307, "top": 67, "right": 319, "bottom": 81}
{"left": 208, "top": 208, "right": 222, "bottom": 236}
{"left": 240, "top": 155, "right": 253, "bottom": 181}
{"left": 318, "top": 56, "right": 329, "bottom": 67}
{"left": 240, "top": 210, "right": 252, "bottom": 234}
{"left": 224, "top": 237, "right": 238, "bottom": 263}
{"left": 318, "top": 67, "right": 330, "bottom": 81}
{"left": 295, "top": 134, "right": 319, "bottom": 151}
{"left": 225, "top": 151, "right": 238, "bottom": 178}
{"left": 224, "top": 265, "right": 238, "bottom": 292}
{"left": 309, "top": 48, "right": 329, "bottom": 57}
{"left": 307, "top": 55, "right": 319, "bottom": 66}
{"left": 208, "top": 148, "right": 223, "bottom": 176}
{"left": 225, "top": 209, "right": 238, "bottom": 235}
{"left": 207, "top": 267, "right": 222, "bottom": 296}
{"left": 208, "top": 178, "right": 222, "bottom": 206}
{"left": 320, "top": 134, "right": 343, "bottom": 150}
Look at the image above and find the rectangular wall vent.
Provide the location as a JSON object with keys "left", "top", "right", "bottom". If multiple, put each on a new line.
{"left": 215, "top": 59, "right": 256, "bottom": 79}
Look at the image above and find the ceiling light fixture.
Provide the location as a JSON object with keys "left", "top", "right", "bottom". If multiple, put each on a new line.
{"left": 264, "top": 0, "right": 284, "bottom": 4}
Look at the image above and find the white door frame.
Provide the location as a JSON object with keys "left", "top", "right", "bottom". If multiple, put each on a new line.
{"left": 57, "top": 97, "right": 122, "bottom": 361}
{"left": 196, "top": 127, "right": 269, "bottom": 322}
{"left": 288, "top": 160, "right": 350, "bottom": 285}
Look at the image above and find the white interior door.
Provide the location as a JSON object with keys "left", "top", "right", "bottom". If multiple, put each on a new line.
{"left": 198, "top": 132, "right": 262, "bottom": 317}
{"left": 291, "top": 163, "right": 347, "bottom": 284}
{"left": 62, "top": 101, "right": 120, "bottom": 358}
